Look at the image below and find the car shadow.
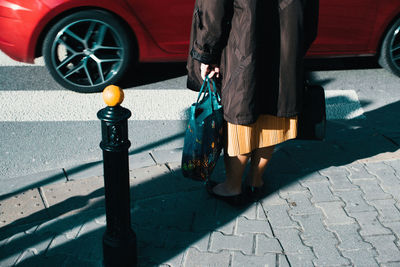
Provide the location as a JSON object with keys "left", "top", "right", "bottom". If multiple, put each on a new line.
{"left": 305, "top": 56, "right": 382, "bottom": 72}
{"left": 119, "top": 62, "right": 188, "bottom": 88}
{"left": 0, "top": 57, "right": 383, "bottom": 92}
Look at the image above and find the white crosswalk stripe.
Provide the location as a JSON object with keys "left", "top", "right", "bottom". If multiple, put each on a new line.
{"left": 0, "top": 90, "right": 198, "bottom": 121}
{"left": 0, "top": 89, "right": 365, "bottom": 121}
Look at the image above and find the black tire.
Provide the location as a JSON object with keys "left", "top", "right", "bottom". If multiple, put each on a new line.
{"left": 42, "top": 10, "right": 133, "bottom": 93}
{"left": 379, "top": 17, "right": 400, "bottom": 77}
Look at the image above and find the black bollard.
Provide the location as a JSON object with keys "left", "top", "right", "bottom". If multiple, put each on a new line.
{"left": 97, "top": 85, "right": 137, "bottom": 267}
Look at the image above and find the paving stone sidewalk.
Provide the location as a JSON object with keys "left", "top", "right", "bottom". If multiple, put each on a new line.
{"left": 1, "top": 138, "right": 400, "bottom": 266}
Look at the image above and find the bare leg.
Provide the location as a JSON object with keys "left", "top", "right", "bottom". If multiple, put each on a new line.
{"left": 212, "top": 153, "right": 250, "bottom": 196}
{"left": 248, "top": 146, "right": 275, "bottom": 187}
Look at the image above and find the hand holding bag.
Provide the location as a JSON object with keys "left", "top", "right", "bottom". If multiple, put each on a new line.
{"left": 181, "top": 76, "right": 224, "bottom": 181}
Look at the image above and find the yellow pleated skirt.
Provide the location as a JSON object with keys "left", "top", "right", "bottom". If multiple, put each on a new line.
{"left": 225, "top": 114, "right": 298, "bottom": 156}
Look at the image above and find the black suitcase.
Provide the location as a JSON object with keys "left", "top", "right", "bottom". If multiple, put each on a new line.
{"left": 297, "top": 83, "right": 326, "bottom": 140}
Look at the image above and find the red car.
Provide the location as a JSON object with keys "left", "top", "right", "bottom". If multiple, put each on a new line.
{"left": 1, "top": 0, "right": 399, "bottom": 93}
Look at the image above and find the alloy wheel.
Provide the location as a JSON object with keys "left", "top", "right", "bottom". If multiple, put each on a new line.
{"left": 51, "top": 19, "right": 125, "bottom": 89}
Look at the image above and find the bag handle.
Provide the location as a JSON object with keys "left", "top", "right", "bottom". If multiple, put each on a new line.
{"left": 195, "top": 76, "right": 221, "bottom": 111}
{"left": 195, "top": 76, "right": 210, "bottom": 104}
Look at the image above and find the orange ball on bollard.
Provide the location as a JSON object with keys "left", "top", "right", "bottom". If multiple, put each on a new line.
{"left": 102, "top": 85, "right": 124, "bottom": 107}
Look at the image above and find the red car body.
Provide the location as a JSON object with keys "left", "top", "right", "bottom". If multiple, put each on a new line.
{"left": 1, "top": 0, "right": 400, "bottom": 64}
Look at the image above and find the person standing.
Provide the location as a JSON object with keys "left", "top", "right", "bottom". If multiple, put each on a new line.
{"left": 186, "top": 0, "right": 319, "bottom": 205}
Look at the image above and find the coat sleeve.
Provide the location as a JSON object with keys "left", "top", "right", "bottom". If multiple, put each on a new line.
{"left": 190, "top": 0, "right": 233, "bottom": 64}
{"left": 303, "top": 0, "right": 319, "bottom": 53}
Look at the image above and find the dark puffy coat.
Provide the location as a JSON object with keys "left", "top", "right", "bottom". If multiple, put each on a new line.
{"left": 187, "top": 0, "right": 319, "bottom": 125}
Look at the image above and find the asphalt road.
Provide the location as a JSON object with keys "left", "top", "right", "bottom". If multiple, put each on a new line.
{"left": 1, "top": 51, "right": 400, "bottom": 182}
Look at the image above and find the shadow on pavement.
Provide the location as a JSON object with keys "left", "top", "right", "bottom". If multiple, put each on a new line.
{"left": 0, "top": 62, "right": 187, "bottom": 92}
{"left": 2, "top": 99, "right": 399, "bottom": 266}
{"left": 0, "top": 162, "right": 100, "bottom": 202}
{"left": 119, "top": 62, "right": 187, "bottom": 88}
{"left": 1, "top": 72, "right": 400, "bottom": 265}
{"left": 0, "top": 57, "right": 380, "bottom": 92}
{"left": 0, "top": 131, "right": 185, "bottom": 203}
{"left": 305, "top": 56, "right": 381, "bottom": 72}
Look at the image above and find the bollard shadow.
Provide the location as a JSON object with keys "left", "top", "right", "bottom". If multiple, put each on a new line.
{"left": 2, "top": 95, "right": 400, "bottom": 265}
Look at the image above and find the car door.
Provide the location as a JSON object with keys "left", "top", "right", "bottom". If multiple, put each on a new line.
{"left": 310, "top": 0, "right": 379, "bottom": 55}
{"left": 125, "top": 0, "right": 195, "bottom": 53}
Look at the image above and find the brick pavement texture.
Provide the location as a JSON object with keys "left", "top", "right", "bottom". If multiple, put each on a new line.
{"left": 1, "top": 156, "right": 400, "bottom": 266}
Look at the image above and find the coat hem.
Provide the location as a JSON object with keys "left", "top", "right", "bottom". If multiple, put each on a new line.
{"left": 224, "top": 111, "right": 300, "bottom": 126}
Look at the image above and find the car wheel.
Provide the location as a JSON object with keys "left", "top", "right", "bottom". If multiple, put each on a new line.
{"left": 379, "top": 17, "right": 400, "bottom": 77}
{"left": 43, "top": 10, "right": 133, "bottom": 93}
